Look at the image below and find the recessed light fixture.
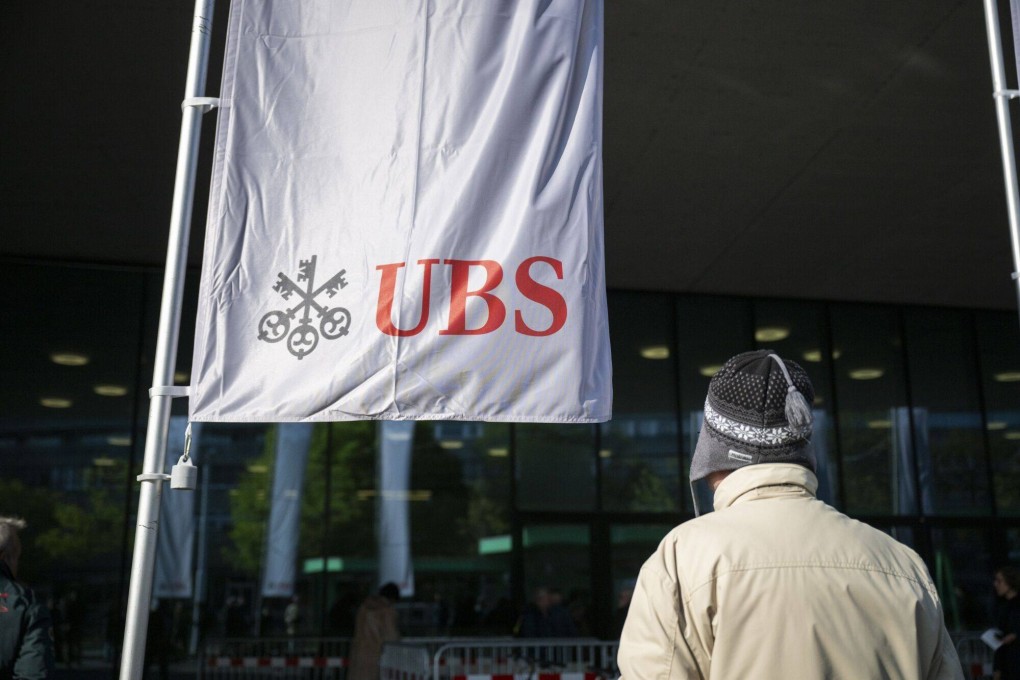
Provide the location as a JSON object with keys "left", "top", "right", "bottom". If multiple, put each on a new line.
{"left": 993, "top": 371, "right": 1020, "bottom": 382}
{"left": 439, "top": 440, "right": 464, "bottom": 449}
{"left": 987, "top": 421, "right": 1008, "bottom": 431}
{"left": 93, "top": 457, "right": 117, "bottom": 467}
{"left": 755, "top": 327, "right": 789, "bottom": 342}
{"left": 247, "top": 464, "right": 269, "bottom": 474}
{"left": 107, "top": 436, "right": 132, "bottom": 447}
{"left": 849, "top": 368, "right": 884, "bottom": 380}
{"left": 487, "top": 448, "right": 509, "bottom": 457}
{"left": 802, "top": 349, "right": 842, "bottom": 363}
{"left": 40, "top": 397, "right": 72, "bottom": 408}
{"left": 699, "top": 364, "right": 723, "bottom": 377}
{"left": 640, "top": 346, "right": 670, "bottom": 360}
{"left": 867, "top": 419, "right": 893, "bottom": 429}
{"left": 599, "top": 449, "right": 612, "bottom": 458}
{"left": 1005, "top": 431, "right": 1020, "bottom": 440}
{"left": 50, "top": 353, "right": 89, "bottom": 366}
{"left": 94, "top": 384, "right": 128, "bottom": 397}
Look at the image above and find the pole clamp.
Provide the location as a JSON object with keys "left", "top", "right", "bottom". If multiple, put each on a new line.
{"left": 137, "top": 473, "right": 172, "bottom": 483}
{"left": 182, "top": 97, "right": 220, "bottom": 113}
{"left": 149, "top": 386, "right": 191, "bottom": 398}
{"left": 994, "top": 89, "right": 1020, "bottom": 100}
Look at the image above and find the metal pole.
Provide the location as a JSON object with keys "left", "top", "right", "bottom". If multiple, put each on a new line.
{"left": 983, "top": 0, "right": 1020, "bottom": 318}
{"left": 119, "top": 1, "right": 216, "bottom": 677}
{"left": 189, "top": 458, "right": 211, "bottom": 655}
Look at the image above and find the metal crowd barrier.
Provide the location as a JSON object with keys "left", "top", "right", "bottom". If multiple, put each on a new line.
{"left": 200, "top": 637, "right": 350, "bottom": 679}
{"left": 953, "top": 633, "right": 994, "bottom": 680}
{"left": 381, "top": 638, "right": 619, "bottom": 680}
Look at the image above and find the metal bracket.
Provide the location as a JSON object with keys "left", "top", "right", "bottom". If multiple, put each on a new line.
{"left": 149, "top": 385, "right": 191, "bottom": 398}
{"left": 137, "top": 473, "right": 171, "bottom": 483}
{"left": 181, "top": 96, "right": 220, "bottom": 113}
{"left": 994, "top": 89, "right": 1020, "bottom": 100}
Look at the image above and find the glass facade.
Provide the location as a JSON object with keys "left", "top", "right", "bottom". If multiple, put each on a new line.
{"left": 2, "top": 261, "right": 1020, "bottom": 665}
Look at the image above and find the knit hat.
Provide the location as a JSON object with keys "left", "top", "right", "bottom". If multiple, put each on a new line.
{"left": 690, "top": 349, "right": 815, "bottom": 483}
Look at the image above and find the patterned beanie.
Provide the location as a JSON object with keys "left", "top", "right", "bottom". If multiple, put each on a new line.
{"left": 690, "top": 349, "right": 815, "bottom": 483}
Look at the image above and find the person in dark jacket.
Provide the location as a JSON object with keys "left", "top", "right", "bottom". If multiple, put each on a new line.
{"left": 0, "top": 516, "right": 55, "bottom": 679}
{"left": 994, "top": 566, "right": 1020, "bottom": 680}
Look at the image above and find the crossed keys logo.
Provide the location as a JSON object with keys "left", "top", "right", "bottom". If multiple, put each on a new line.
{"left": 257, "top": 256, "right": 352, "bottom": 359}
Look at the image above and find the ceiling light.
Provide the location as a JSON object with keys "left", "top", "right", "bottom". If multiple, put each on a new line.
{"left": 174, "top": 372, "right": 190, "bottom": 384}
{"left": 50, "top": 353, "right": 89, "bottom": 366}
{"left": 867, "top": 419, "right": 892, "bottom": 429}
{"left": 1005, "top": 431, "right": 1020, "bottom": 440}
{"left": 802, "top": 349, "right": 842, "bottom": 363}
{"left": 487, "top": 448, "right": 509, "bottom": 457}
{"left": 106, "top": 436, "right": 132, "bottom": 447}
{"left": 247, "top": 464, "right": 268, "bottom": 473}
{"left": 439, "top": 440, "right": 464, "bottom": 449}
{"left": 987, "top": 421, "right": 1008, "bottom": 431}
{"left": 849, "top": 368, "right": 884, "bottom": 380}
{"left": 755, "top": 327, "right": 789, "bottom": 342}
{"left": 993, "top": 371, "right": 1020, "bottom": 382}
{"left": 94, "top": 384, "right": 128, "bottom": 397}
{"left": 93, "top": 457, "right": 116, "bottom": 467}
{"left": 599, "top": 449, "right": 612, "bottom": 458}
{"left": 640, "top": 345, "right": 670, "bottom": 360}
{"left": 699, "top": 364, "right": 723, "bottom": 377}
{"left": 40, "top": 397, "right": 72, "bottom": 408}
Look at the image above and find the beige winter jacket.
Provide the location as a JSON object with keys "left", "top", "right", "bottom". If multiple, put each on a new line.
{"left": 618, "top": 464, "right": 962, "bottom": 680}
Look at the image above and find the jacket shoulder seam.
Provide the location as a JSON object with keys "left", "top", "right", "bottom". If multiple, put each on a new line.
{"left": 684, "top": 562, "right": 936, "bottom": 603}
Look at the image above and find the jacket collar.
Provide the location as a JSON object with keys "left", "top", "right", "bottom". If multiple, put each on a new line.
{"left": 713, "top": 463, "right": 818, "bottom": 511}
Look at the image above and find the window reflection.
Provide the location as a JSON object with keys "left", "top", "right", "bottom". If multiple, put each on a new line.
{"left": 603, "top": 292, "right": 679, "bottom": 512}
{"left": 903, "top": 309, "right": 991, "bottom": 515}
{"left": 829, "top": 306, "right": 912, "bottom": 515}
{"left": 516, "top": 425, "right": 596, "bottom": 511}
{"left": 976, "top": 312, "right": 1020, "bottom": 515}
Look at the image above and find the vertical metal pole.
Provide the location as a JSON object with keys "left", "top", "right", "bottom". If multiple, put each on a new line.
{"left": 119, "top": 1, "right": 216, "bottom": 678}
{"left": 983, "top": 0, "right": 1020, "bottom": 318}
{"left": 189, "top": 459, "right": 212, "bottom": 655}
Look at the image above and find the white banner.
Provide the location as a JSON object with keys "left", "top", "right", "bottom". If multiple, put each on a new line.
{"left": 261, "top": 424, "right": 314, "bottom": 597}
{"left": 154, "top": 418, "right": 202, "bottom": 599}
{"left": 377, "top": 421, "right": 415, "bottom": 596}
{"left": 189, "top": 0, "right": 611, "bottom": 423}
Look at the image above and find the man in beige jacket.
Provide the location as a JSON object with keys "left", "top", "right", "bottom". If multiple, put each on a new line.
{"left": 618, "top": 350, "right": 962, "bottom": 680}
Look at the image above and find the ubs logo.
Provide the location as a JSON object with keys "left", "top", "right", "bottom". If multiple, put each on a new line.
{"left": 257, "top": 256, "right": 351, "bottom": 359}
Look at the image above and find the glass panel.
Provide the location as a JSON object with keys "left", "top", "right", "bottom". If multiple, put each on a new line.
{"left": 976, "top": 311, "right": 1020, "bottom": 516}
{"left": 521, "top": 524, "right": 591, "bottom": 636}
{"left": 829, "top": 306, "right": 911, "bottom": 516}
{"left": 753, "top": 300, "right": 840, "bottom": 506}
{"left": 602, "top": 292, "right": 679, "bottom": 512}
{"left": 903, "top": 309, "right": 991, "bottom": 515}
{"left": 0, "top": 263, "right": 144, "bottom": 664}
{"left": 609, "top": 524, "right": 673, "bottom": 639}
{"left": 931, "top": 527, "right": 996, "bottom": 632}
{"left": 412, "top": 422, "right": 512, "bottom": 635}
{"left": 516, "top": 425, "right": 595, "bottom": 511}
{"left": 676, "top": 296, "right": 752, "bottom": 513}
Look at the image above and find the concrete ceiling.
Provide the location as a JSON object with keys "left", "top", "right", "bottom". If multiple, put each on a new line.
{"left": 3, "top": 0, "right": 1017, "bottom": 310}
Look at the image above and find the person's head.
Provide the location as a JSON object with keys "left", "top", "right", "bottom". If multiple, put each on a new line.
{"left": 533, "top": 587, "right": 552, "bottom": 612}
{"left": 690, "top": 350, "right": 815, "bottom": 492}
{"left": 994, "top": 566, "right": 1020, "bottom": 598}
{"left": 0, "top": 516, "right": 26, "bottom": 578}
{"left": 378, "top": 582, "right": 400, "bottom": 603}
